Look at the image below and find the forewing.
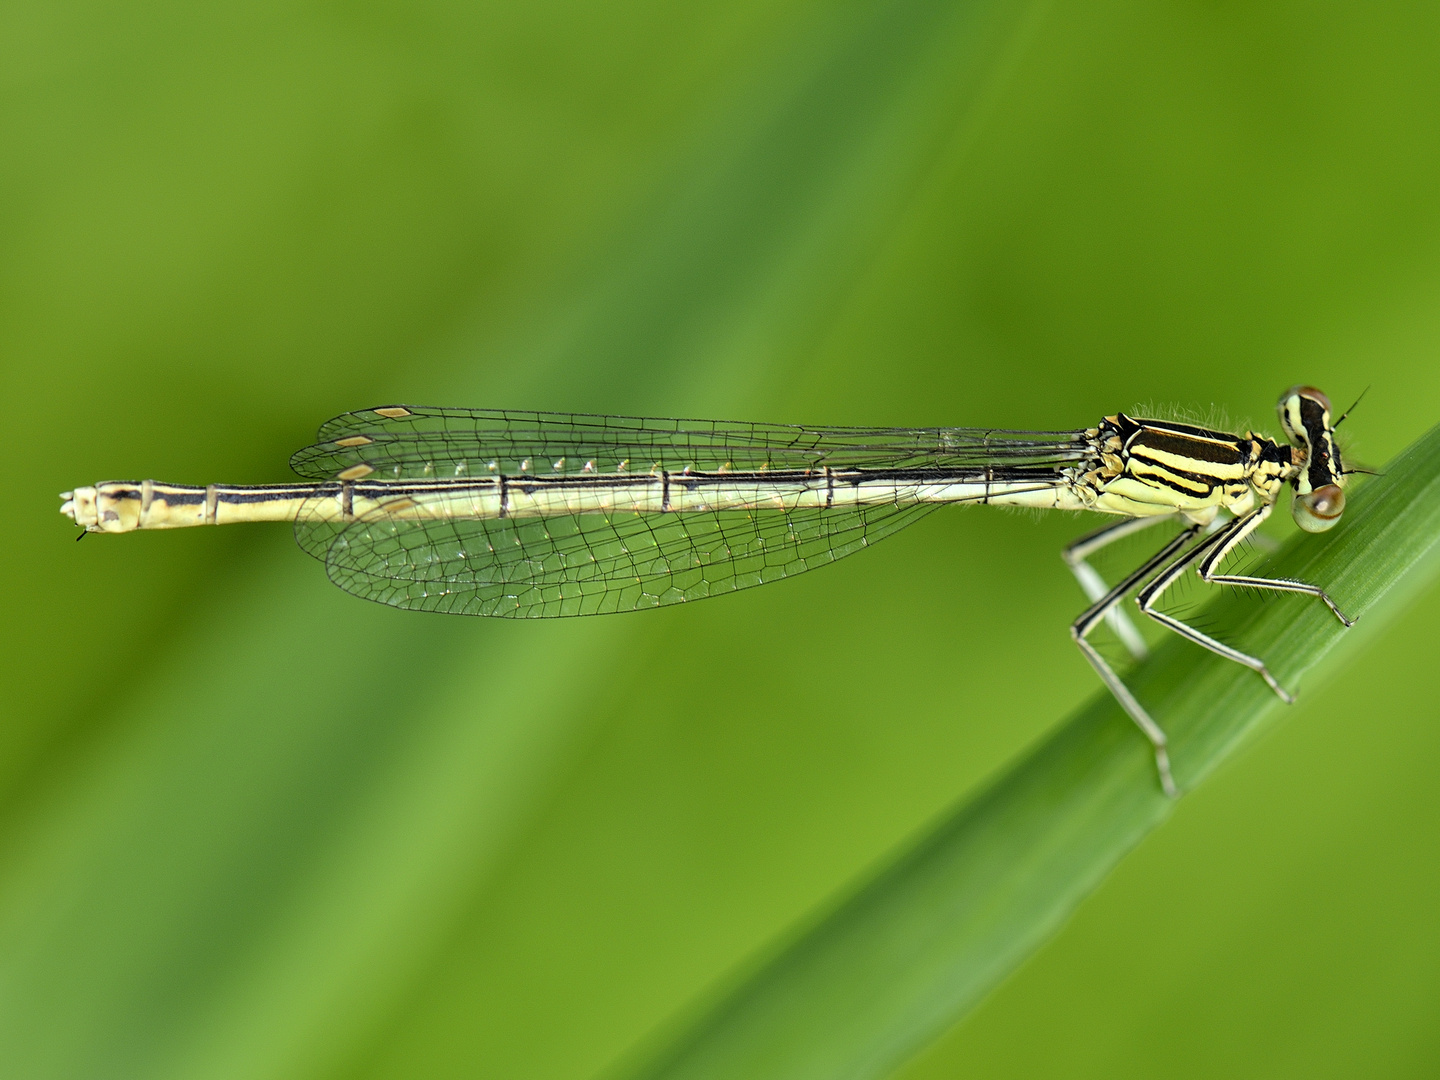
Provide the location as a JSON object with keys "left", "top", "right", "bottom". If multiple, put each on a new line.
{"left": 290, "top": 406, "right": 1088, "bottom": 481}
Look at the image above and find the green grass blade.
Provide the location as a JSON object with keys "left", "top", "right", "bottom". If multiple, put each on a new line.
{"left": 629, "top": 419, "right": 1440, "bottom": 1080}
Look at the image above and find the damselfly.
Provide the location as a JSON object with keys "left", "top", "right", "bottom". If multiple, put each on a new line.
{"left": 62, "top": 386, "right": 1358, "bottom": 796}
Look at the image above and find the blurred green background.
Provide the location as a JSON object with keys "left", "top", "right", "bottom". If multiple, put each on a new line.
{"left": 4, "top": 1, "right": 1440, "bottom": 1077}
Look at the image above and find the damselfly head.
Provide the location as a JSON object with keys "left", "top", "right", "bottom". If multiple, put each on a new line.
{"left": 1277, "top": 386, "right": 1347, "bottom": 532}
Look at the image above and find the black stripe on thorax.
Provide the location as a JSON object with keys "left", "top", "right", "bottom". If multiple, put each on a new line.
{"left": 1123, "top": 449, "right": 1229, "bottom": 488}
{"left": 1124, "top": 425, "right": 1251, "bottom": 467}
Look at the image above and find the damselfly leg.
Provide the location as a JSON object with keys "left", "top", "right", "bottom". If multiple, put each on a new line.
{"left": 1192, "top": 504, "right": 1355, "bottom": 626}
{"left": 1070, "top": 521, "right": 1203, "bottom": 799}
{"left": 1133, "top": 504, "right": 1354, "bottom": 702}
{"left": 1075, "top": 504, "right": 1355, "bottom": 797}
{"left": 1063, "top": 515, "right": 1171, "bottom": 661}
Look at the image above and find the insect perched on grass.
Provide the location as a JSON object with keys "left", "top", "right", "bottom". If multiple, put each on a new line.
{"left": 63, "top": 386, "right": 1360, "bottom": 796}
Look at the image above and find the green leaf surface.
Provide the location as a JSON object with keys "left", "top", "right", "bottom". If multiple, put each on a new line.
{"left": 630, "top": 420, "right": 1440, "bottom": 1080}
{"left": 9, "top": 2, "right": 1440, "bottom": 1078}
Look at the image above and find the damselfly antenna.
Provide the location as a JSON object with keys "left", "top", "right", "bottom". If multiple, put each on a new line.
{"left": 1333, "top": 386, "right": 1369, "bottom": 429}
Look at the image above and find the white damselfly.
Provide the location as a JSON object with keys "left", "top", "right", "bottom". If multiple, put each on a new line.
{"left": 62, "top": 386, "right": 1361, "bottom": 796}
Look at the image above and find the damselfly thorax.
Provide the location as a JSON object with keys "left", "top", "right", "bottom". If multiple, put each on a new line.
{"left": 62, "top": 387, "right": 1357, "bottom": 797}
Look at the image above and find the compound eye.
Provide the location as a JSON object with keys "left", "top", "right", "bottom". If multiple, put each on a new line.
{"left": 1279, "top": 385, "right": 1331, "bottom": 413}
{"left": 1292, "top": 484, "right": 1345, "bottom": 533}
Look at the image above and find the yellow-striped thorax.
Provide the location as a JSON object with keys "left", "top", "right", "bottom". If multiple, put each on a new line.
{"left": 1071, "top": 385, "right": 1346, "bottom": 533}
